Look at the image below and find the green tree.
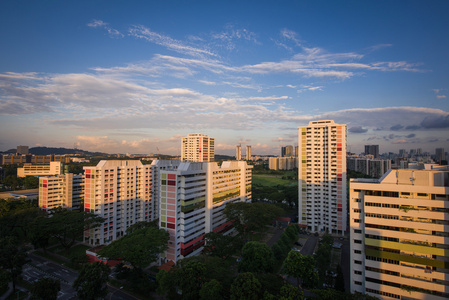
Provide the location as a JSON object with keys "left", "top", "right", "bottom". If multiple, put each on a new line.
{"left": 199, "top": 279, "right": 223, "bottom": 300}
{"left": 224, "top": 202, "right": 284, "bottom": 239}
{"left": 125, "top": 220, "right": 158, "bottom": 233}
{"left": 156, "top": 269, "right": 176, "bottom": 298}
{"left": 98, "top": 226, "right": 169, "bottom": 269}
{"left": 335, "top": 264, "right": 345, "bottom": 292}
{"left": 230, "top": 272, "right": 261, "bottom": 300}
{"left": 271, "top": 243, "right": 284, "bottom": 261}
{"left": 283, "top": 251, "right": 318, "bottom": 289}
{"left": 23, "top": 176, "right": 39, "bottom": 189}
{"left": 0, "top": 268, "right": 10, "bottom": 296}
{"left": 30, "top": 277, "right": 61, "bottom": 300}
{"left": 279, "top": 284, "right": 304, "bottom": 300}
{"left": 239, "top": 241, "right": 274, "bottom": 273}
{"left": 48, "top": 208, "right": 104, "bottom": 253}
{"left": 314, "top": 235, "right": 332, "bottom": 284}
{"left": 73, "top": 262, "right": 110, "bottom": 300}
{"left": 203, "top": 232, "right": 242, "bottom": 259}
{"left": 0, "top": 237, "right": 27, "bottom": 292}
{"left": 175, "top": 260, "right": 206, "bottom": 300}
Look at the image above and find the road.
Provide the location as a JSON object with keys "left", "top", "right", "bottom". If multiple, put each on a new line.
{"left": 300, "top": 235, "right": 318, "bottom": 256}
{"left": 24, "top": 253, "right": 78, "bottom": 300}
{"left": 22, "top": 252, "right": 139, "bottom": 300}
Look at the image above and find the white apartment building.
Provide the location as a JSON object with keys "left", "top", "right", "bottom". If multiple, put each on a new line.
{"left": 181, "top": 133, "right": 215, "bottom": 162}
{"left": 18, "top": 161, "right": 63, "bottom": 177}
{"left": 39, "top": 173, "right": 83, "bottom": 211}
{"left": 350, "top": 169, "right": 449, "bottom": 299}
{"left": 298, "top": 120, "right": 347, "bottom": 234}
{"left": 154, "top": 160, "right": 252, "bottom": 263}
{"left": 83, "top": 160, "right": 153, "bottom": 246}
{"left": 246, "top": 145, "right": 251, "bottom": 161}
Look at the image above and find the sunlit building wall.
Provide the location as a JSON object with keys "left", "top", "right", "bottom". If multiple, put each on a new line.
{"left": 181, "top": 133, "right": 215, "bottom": 162}
{"left": 83, "top": 160, "right": 153, "bottom": 246}
{"left": 18, "top": 161, "right": 63, "bottom": 177}
{"left": 298, "top": 120, "right": 347, "bottom": 234}
{"left": 39, "top": 173, "right": 83, "bottom": 211}
{"left": 350, "top": 168, "right": 449, "bottom": 299}
{"left": 156, "top": 160, "right": 252, "bottom": 263}
{"left": 236, "top": 145, "right": 242, "bottom": 161}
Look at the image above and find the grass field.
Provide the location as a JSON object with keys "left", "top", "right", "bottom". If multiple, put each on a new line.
{"left": 252, "top": 175, "right": 297, "bottom": 187}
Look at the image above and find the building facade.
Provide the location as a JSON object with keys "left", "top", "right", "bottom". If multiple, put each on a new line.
{"left": 246, "top": 145, "right": 251, "bottom": 161}
{"left": 350, "top": 169, "right": 449, "bottom": 299}
{"left": 155, "top": 160, "right": 252, "bottom": 263}
{"left": 18, "top": 161, "right": 64, "bottom": 177}
{"left": 236, "top": 145, "right": 242, "bottom": 161}
{"left": 365, "top": 145, "right": 379, "bottom": 159}
{"left": 39, "top": 173, "right": 83, "bottom": 211}
{"left": 83, "top": 160, "right": 153, "bottom": 246}
{"left": 298, "top": 120, "right": 347, "bottom": 234}
{"left": 347, "top": 157, "right": 392, "bottom": 178}
{"left": 181, "top": 133, "right": 215, "bottom": 162}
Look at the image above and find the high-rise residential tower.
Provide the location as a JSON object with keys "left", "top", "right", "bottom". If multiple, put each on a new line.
{"left": 181, "top": 133, "right": 215, "bottom": 162}
{"left": 83, "top": 160, "right": 153, "bottom": 245}
{"left": 365, "top": 145, "right": 379, "bottom": 159}
{"left": 350, "top": 168, "right": 449, "bottom": 300}
{"left": 246, "top": 145, "right": 251, "bottom": 161}
{"left": 298, "top": 120, "right": 347, "bottom": 234}
{"left": 236, "top": 145, "right": 242, "bottom": 160}
{"left": 153, "top": 160, "right": 252, "bottom": 263}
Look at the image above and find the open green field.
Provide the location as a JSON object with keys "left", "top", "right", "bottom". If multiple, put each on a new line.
{"left": 252, "top": 175, "right": 297, "bottom": 187}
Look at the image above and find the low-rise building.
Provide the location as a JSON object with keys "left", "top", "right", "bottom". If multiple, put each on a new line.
{"left": 18, "top": 161, "right": 64, "bottom": 177}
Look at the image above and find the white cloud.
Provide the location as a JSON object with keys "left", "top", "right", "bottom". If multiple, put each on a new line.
{"left": 210, "top": 25, "right": 259, "bottom": 51}
{"left": 87, "top": 19, "right": 123, "bottom": 38}
{"left": 129, "top": 25, "right": 216, "bottom": 57}
{"left": 437, "top": 95, "right": 447, "bottom": 99}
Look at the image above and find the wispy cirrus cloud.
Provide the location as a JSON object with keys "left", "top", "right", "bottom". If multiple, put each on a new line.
{"left": 433, "top": 88, "right": 447, "bottom": 99}
{"left": 129, "top": 25, "right": 216, "bottom": 57}
{"left": 210, "top": 25, "right": 259, "bottom": 51}
{"left": 87, "top": 19, "right": 123, "bottom": 38}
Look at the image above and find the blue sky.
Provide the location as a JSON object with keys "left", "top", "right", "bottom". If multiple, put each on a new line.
{"left": 1, "top": 1, "right": 448, "bottom": 156}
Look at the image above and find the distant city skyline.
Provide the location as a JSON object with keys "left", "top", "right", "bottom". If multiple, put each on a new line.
{"left": 1, "top": 1, "right": 448, "bottom": 155}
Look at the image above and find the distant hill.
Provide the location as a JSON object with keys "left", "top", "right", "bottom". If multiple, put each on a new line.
{"left": 215, "top": 154, "right": 235, "bottom": 160}
{"left": 3, "top": 147, "right": 107, "bottom": 156}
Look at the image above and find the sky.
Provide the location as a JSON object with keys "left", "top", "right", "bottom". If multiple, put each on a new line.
{"left": 1, "top": 1, "right": 448, "bottom": 156}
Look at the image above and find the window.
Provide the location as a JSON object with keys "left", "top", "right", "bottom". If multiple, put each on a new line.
{"left": 354, "top": 281, "right": 362, "bottom": 285}
{"left": 354, "top": 249, "right": 362, "bottom": 254}
{"left": 354, "top": 229, "right": 362, "bottom": 234}
{"left": 354, "top": 260, "right": 362, "bottom": 265}
{"left": 354, "top": 239, "right": 362, "bottom": 244}
{"left": 354, "top": 270, "right": 362, "bottom": 275}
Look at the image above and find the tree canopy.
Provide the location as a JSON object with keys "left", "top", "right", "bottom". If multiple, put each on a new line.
{"left": 73, "top": 261, "right": 110, "bottom": 300}
{"left": 30, "top": 277, "right": 61, "bottom": 300}
{"left": 98, "top": 226, "right": 169, "bottom": 269}
{"left": 239, "top": 241, "right": 274, "bottom": 273}
{"left": 283, "top": 251, "right": 318, "bottom": 289}
{"left": 230, "top": 272, "right": 262, "bottom": 300}
{"left": 224, "top": 202, "right": 284, "bottom": 238}
{"left": 203, "top": 232, "right": 242, "bottom": 259}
